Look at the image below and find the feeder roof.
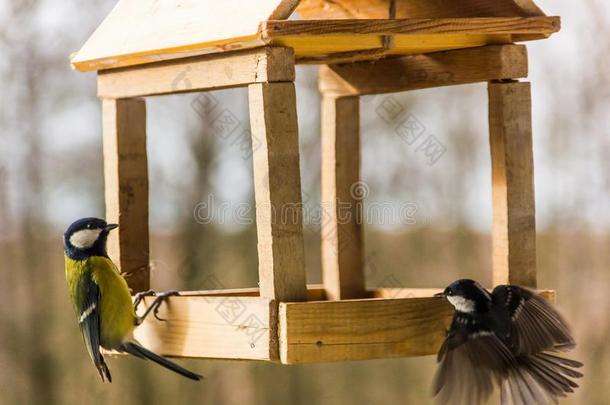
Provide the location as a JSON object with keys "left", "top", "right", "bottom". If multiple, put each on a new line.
{"left": 71, "top": 0, "right": 558, "bottom": 72}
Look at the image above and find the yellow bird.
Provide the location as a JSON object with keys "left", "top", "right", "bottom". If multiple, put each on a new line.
{"left": 63, "top": 217, "right": 202, "bottom": 382}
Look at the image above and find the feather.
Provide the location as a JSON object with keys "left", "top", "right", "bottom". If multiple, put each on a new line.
{"left": 435, "top": 281, "right": 583, "bottom": 404}
{"left": 492, "top": 285, "right": 574, "bottom": 355}
{"left": 77, "top": 272, "right": 111, "bottom": 382}
{"left": 120, "top": 342, "right": 202, "bottom": 381}
{"left": 434, "top": 326, "right": 513, "bottom": 405}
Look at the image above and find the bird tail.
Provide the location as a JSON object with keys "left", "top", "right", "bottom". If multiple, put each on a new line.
{"left": 501, "top": 351, "right": 583, "bottom": 404}
{"left": 120, "top": 342, "right": 203, "bottom": 381}
{"left": 96, "top": 355, "right": 112, "bottom": 383}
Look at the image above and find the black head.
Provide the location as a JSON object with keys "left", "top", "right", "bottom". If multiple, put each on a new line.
{"left": 434, "top": 279, "right": 492, "bottom": 313}
{"left": 63, "top": 217, "right": 118, "bottom": 260}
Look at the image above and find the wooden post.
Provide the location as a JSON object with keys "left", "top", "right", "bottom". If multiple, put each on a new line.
{"left": 320, "top": 94, "right": 365, "bottom": 300}
{"left": 102, "top": 98, "right": 150, "bottom": 293}
{"left": 488, "top": 81, "right": 536, "bottom": 287}
{"left": 248, "top": 82, "right": 307, "bottom": 302}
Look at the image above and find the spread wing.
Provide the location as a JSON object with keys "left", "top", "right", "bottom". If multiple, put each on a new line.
{"left": 433, "top": 315, "right": 515, "bottom": 405}
{"left": 75, "top": 270, "right": 111, "bottom": 382}
{"left": 491, "top": 285, "right": 575, "bottom": 355}
{"left": 492, "top": 285, "right": 583, "bottom": 403}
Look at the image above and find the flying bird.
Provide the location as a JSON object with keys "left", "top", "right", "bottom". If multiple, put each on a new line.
{"left": 433, "top": 279, "right": 582, "bottom": 404}
{"left": 63, "top": 217, "right": 202, "bottom": 382}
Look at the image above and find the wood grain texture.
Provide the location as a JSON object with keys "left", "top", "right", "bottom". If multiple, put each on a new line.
{"left": 488, "top": 81, "right": 536, "bottom": 288}
{"left": 320, "top": 95, "right": 365, "bottom": 300}
{"left": 111, "top": 287, "right": 553, "bottom": 361}
{"left": 279, "top": 296, "right": 454, "bottom": 364}
{"left": 98, "top": 47, "right": 295, "bottom": 99}
{"left": 73, "top": 9, "right": 558, "bottom": 71}
{"left": 277, "top": 33, "right": 513, "bottom": 62}
{"left": 71, "top": 0, "right": 299, "bottom": 71}
{"left": 102, "top": 98, "right": 150, "bottom": 293}
{"left": 248, "top": 82, "right": 308, "bottom": 302}
{"left": 133, "top": 295, "right": 278, "bottom": 361}
{"left": 296, "top": 0, "right": 546, "bottom": 19}
{"left": 264, "top": 17, "right": 557, "bottom": 59}
{"left": 319, "top": 44, "right": 528, "bottom": 96}
{"left": 261, "top": 17, "right": 560, "bottom": 37}
{"left": 279, "top": 289, "right": 554, "bottom": 364}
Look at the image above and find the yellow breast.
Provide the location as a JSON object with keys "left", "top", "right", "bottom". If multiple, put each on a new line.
{"left": 66, "top": 255, "right": 136, "bottom": 348}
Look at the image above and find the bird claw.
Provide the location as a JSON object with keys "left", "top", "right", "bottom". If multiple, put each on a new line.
{"left": 133, "top": 289, "right": 156, "bottom": 312}
{"left": 151, "top": 291, "right": 179, "bottom": 321}
{"left": 134, "top": 290, "right": 179, "bottom": 324}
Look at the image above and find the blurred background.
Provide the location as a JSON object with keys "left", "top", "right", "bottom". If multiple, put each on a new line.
{"left": 1, "top": 0, "right": 609, "bottom": 404}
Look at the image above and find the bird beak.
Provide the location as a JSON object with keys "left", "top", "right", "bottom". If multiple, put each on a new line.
{"left": 434, "top": 292, "right": 445, "bottom": 298}
{"left": 105, "top": 223, "right": 119, "bottom": 231}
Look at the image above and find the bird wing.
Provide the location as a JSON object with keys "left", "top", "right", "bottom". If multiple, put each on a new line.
{"left": 75, "top": 269, "right": 111, "bottom": 382}
{"left": 491, "top": 285, "right": 575, "bottom": 355}
{"left": 433, "top": 317, "right": 515, "bottom": 405}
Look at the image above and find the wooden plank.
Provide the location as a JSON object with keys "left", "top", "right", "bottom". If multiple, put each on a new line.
{"left": 71, "top": 0, "right": 299, "bottom": 71}
{"left": 279, "top": 289, "right": 555, "bottom": 364}
{"left": 319, "top": 44, "right": 528, "bottom": 96}
{"left": 121, "top": 288, "right": 553, "bottom": 361}
{"left": 279, "top": 296, "right": 453, "bottom": 363}
{"left": 75, "top": 14, "right": 558, "bottom": 72}
{"left": 296, "top": 0, "right": 546, "bottom": 19}
{"left": 488, "top": 81, "right": 536, "bottom": 287}
{"left": 248, "top": 82, "right": 307, "bottom": 302}
{"left": 260, "top": 17, "right": 560, "bottom": 37}
{"left": 98, "top": 47, "right": 295, "bottom": 99}
{"left": 296, "top": 33, "right": 513, "bottom": 64}
{"left": 133, "top": 295, "right": 278, "bottom": 361}
{"left": 265, "top": 17, "right": 557, "bottom": 61}
{"left": 320, "top": 95, "right": 366, "bottom": 300}
{"left": 279, "top": 33, "right": 513, "bottom": 61}
{"left": 102, "top": 98, "right": 149, "bottom": 293}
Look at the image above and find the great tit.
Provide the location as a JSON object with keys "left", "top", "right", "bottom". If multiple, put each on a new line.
{"left": 433, "top": 279, "right": 582, "bottom": 404}
{"left": 63, "top": 217, "right": 202, "bottom": 382}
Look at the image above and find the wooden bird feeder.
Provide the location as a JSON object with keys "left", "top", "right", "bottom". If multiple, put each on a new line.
{"left": 72, "top": 0, "right": 559, "bottom": 364}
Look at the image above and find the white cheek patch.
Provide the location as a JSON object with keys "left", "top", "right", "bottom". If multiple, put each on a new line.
{"left": 447, "top": 296, "right": 476, "bottom": 313}
{"left": 70, "top": 229, "right": 102, "bottom": 249}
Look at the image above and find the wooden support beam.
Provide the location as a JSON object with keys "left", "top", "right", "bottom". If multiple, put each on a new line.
{"left": 320, "top": 95, "right": 365, "bottom": 300}
{"left": 134, "top": 295, "right": 278, "bottom": 361}
{"left": 102, "top": 98, "right": 150, "bottom": 293}
{"left": 248, "top": 82, "right": 307, "bottom": 302}
{"left": 319, "top": 44, "right": 528, "bottom": 96}
{"left": 262, "top": 17, "right": 559, "bottom": 38}
{"left": 488, "top": 81, "right": 536, "bottom": 287}
{"left": 97, "top": 47, "right": 295, "bottom": 99}
{"left": 278, "top": 289, "right": 554, "bottom": 364}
